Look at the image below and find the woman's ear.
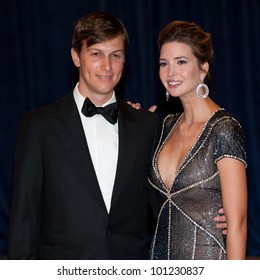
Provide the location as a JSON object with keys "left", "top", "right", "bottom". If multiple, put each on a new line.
{"left": 71, "top": 48, "right": 80, "bottom": 67}
{"left": 200, "top": 62, "right": 209, "bottom": 81}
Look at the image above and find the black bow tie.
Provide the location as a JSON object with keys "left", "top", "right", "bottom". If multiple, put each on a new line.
{"left": 81, "top": 98, "right": 118, "bottom": 125}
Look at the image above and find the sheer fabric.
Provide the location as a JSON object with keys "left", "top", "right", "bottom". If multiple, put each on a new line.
{"left": 149, "top": 109, "right": 247, "bottom": 260}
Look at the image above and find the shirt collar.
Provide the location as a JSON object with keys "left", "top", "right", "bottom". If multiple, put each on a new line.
{"left": 73, "top": 82, "right": 116, "bottom": 112}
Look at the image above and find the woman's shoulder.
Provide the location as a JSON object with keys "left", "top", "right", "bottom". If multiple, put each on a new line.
{"left": 210, "top": 109, "right": 244, "bottom": 132}
{"left": 210, "top": 109, "right": 247, "bottom": 165}
{"left": 163, "top": 112, "right": 183, "bottom": 124}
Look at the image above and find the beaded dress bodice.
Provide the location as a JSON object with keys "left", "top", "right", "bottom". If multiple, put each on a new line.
{"left": 149, "top": 109, "right": 247, "bottom": 260}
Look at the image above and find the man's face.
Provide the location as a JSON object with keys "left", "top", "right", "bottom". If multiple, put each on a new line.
{"left": 71, "top": 35, "right": 125, "bottom": 104}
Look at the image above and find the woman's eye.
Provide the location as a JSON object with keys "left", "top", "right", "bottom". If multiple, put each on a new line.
{"left": 177, "top": 60, "right": 187, "bottom": 65}
{"left": 159, "top": 62, "right": 167, "bottom": 67}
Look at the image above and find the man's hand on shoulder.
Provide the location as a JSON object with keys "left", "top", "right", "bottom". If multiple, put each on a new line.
{"left": 127, "top": 101, "right": 157, "bottom": 112}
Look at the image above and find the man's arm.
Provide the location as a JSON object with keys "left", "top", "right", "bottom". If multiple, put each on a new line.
{"left": 7, "top": 115, "right": 43, "bottom": 259}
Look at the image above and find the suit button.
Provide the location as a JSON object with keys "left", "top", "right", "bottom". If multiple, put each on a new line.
{"left": 107, "top": 230, "right": 112, "bottom": 236}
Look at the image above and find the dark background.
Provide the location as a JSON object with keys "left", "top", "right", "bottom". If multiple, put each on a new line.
{"left": 1, "top": 0, "right": 259, "bottom": 257}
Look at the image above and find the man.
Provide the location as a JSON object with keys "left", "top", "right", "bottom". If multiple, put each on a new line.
{"left": 7, "top": 11, "right": 226, "bottom": 260}
{"left": 7, "top": 11, "right": 160, "bottom": 260}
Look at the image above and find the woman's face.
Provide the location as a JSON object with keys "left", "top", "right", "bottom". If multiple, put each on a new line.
{"left": 159, "top": 41, "right": 208, "bottom": 99}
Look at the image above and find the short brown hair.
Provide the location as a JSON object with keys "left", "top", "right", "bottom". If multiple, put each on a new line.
{"left": 72, "top": 11, "right": 129, "bottom": 54}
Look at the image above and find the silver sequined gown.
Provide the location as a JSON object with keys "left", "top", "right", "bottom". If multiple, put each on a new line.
{"left": 149, "top": 109, "right": 247, "bottom": 260}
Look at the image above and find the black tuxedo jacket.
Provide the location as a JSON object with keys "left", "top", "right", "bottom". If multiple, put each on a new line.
{"left": 7, "top": 93, "right": 160, "bottom": 259}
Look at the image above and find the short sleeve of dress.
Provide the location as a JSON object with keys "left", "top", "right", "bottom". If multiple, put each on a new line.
{"left": 213, "top": 116, "right": 247, "bottom": 167}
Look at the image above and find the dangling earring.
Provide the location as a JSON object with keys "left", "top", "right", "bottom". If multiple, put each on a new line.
{"left": 166, "top": 91, "right": 170, "bottom": 102}
{"left": 196, "top": 83, "right": 209, "bottom": 99}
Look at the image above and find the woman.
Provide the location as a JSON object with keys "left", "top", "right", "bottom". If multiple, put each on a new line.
{"left": 148, "top": 20, "right": 247, "bottom": 260}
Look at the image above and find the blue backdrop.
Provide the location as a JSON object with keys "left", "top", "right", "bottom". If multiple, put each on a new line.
{"left": 1, "top": 0, "right": 259, "bottom": 257}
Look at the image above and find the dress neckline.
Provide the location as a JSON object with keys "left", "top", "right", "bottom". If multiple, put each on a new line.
{"left": 155, "top": 108, "right": 224, "bottom": 192}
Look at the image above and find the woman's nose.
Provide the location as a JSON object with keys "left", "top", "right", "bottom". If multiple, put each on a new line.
{"left": 168, "top": 65, "right": 177, "bottom": 76}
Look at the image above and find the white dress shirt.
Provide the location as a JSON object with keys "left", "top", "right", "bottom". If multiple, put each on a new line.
{"left": 73, "top": 84, "right": 119, "bottom": 212}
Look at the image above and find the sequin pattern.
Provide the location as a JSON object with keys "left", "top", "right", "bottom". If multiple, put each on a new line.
{"left": 149, "top": 109, "right": 247, "bottom": 260}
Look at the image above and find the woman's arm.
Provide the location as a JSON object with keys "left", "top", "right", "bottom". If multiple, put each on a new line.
{"left": 217, "top": 157, "right": 247, "bottom": 260}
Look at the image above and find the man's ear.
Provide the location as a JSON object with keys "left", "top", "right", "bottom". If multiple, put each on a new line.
{"left": 71, "top": 48, "right": 80, "bottom": 67}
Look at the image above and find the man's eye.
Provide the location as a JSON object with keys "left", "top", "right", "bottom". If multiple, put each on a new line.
{"left": 112, "top": 53, "right": 122, "bottom": 59}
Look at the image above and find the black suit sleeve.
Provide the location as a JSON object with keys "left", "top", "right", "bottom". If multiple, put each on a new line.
{"left": 8, "top": 114, "right": 44, "bottom": 259}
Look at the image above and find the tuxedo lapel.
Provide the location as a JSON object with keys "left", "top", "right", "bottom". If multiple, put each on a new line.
{"left": 52, "top": 94, "right": 107, "bottom": 212}
{"left": 111, "top": 100, "right": 139, "bottom": 206}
